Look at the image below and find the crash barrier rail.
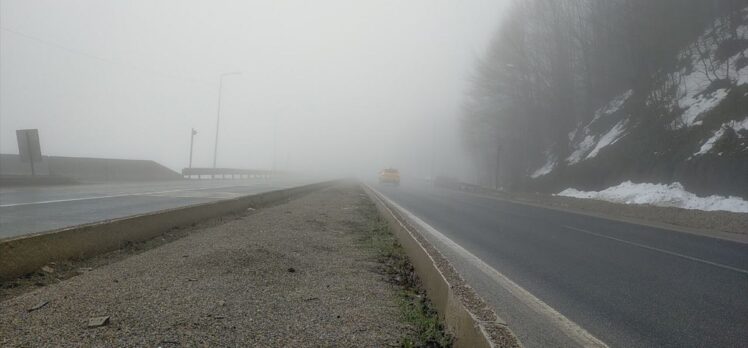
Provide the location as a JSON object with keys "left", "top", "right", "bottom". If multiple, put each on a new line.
{"left": 181, "top": 167, "right": 277, "bottom": 179}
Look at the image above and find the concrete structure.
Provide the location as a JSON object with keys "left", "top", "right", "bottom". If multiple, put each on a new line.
{"left": 181, "top": 167, "right": 275, "bottom": 179}
{"left": 364, "top": 184, "right": 515, "bottom": 348}
{"left": 0, "top": 175, "right": 77, "bottom": 187}
{"left": 0, "top": 154, "right": 181, "bottom": 182}
{"left": 0, "top": 181, "right": 332, "bottom": 280}
{"left": 1, "top": 177, "right": 317, "bottom": 239}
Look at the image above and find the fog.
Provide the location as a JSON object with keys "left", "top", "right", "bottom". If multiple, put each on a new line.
{"left": 0, "top": 0, "right": 506, "bottom": 180}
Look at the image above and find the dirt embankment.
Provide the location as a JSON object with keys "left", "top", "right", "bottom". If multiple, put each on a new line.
{"left": 0, "top": 183, "right": 449, "bottom": 347}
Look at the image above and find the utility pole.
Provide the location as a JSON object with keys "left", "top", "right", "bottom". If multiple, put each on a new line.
{"left": 212, "top": 72, "right": 241, "bottom": 173}
{"left": 430, "top": 115, "right": 437, "bottom": 185}
{"left": 189, "top": 128, "right": 197, "bottom": 169}
{"left": 273, "top": 114, "right": 278, "bottom": 173}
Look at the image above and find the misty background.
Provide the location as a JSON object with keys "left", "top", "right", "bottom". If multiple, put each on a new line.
{"left": 0, "top": 0, "right": 507, "bottom": 180}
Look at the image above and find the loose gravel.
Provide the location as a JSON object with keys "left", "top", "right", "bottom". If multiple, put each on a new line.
{"left": 0, "top": 183, "right": 412, "bottom": 347}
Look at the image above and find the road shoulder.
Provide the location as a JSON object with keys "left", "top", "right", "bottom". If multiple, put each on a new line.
{"left": 462, "top": 188, "right": 748, "bottom": 243}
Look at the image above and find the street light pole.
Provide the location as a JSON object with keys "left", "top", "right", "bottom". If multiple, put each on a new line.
{"left": 273, "top": 114, "right": 278, "bottom": 173}
{"left": 189, "top": 128, "right": 197, "bottom": 169}
{"left": 212, "top": 72, "right": 241, "bottom": 172}
{"left": 430, "top": 115, "right": 437, "bottom": 185}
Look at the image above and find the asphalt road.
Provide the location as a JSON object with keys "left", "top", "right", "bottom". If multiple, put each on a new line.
{"left": 374, "top": 182, "right": 748, "bottom": 348}
{"left": 0, "top": 177, "right": 318, "bottom": 239}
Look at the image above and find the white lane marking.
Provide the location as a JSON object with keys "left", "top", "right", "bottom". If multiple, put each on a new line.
{"left": 563, "top": 225, "right": 748, "bottom": 275}
{"left": 368, "top": 185, "right": 608, "bottom": 348}
{"left": 0, "top": 185, "right": 247, "bottom": 208}
{"left": 145, "top": 192, "right": 243, "bottom": 199}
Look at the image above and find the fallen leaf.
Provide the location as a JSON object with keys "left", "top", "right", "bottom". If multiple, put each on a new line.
{"left": 87, "top": 316, "right": 110, "bottom": 328}
{"left": 28, "top": 301, "right": 49, "bottom": 312}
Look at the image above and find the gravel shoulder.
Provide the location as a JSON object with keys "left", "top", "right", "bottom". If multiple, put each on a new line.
{"left": 0, "top": 182, "right": 420, "bottom": 347}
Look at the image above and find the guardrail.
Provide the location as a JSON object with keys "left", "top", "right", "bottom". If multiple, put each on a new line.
{"left": 181, "top": 167, "right": 276, "bottom": 179}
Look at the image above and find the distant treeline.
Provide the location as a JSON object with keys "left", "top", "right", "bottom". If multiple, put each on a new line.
{"left": 462, "top": 0, "right": 745, "bottom": 191}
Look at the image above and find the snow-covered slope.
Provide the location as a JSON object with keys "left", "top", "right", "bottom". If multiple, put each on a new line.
{"left": 565, "top": 90, "right": 632, "bottom": 165}
{"left": 530, "top": 153, "right": 556, "bottom": 178}
{"left": 530, "top": 8, "right": 748, "bottom": 199}
{"left": 672, "top": 19, "right": 748, "bottom": 128}
{"left": 693, "top": 117, "right": 748, "bottom": 157}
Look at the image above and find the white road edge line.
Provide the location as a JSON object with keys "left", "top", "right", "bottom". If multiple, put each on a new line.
{"left": 368, "top": 185, "right": 609, "bottom": 348}
{"left": 0, "top": 185, "right": 245, "bottom": 208}
{"left": 563, "top": 225, "right": 748, "bottom": 275}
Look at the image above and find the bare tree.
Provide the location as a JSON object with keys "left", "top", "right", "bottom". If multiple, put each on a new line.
{"left": 461, "top": 0, "right": 740, "bottom": 190}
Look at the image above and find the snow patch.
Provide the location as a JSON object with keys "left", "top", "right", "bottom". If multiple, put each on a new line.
{"left": 586, "top": 120, "right": 628, "bottom": 159}
{"left": 568, "top": 128, "right": 577, "bottom": 142}
{"left": 567, "top": 135, "right": 595, "bottom": 165}
{"left": 694, "top": 127, "right": 727, "bottom": 156}
{"left": 676, "top": 88, "right": 729, "bottom": 128}
{"left": 531, "top": 154, "right": 556, "bottom": 178}
{"left": 693, "top": 117, "right": 748, "bottom": 156}
{"left": 566, "top": 90, "right": 633, "bottom": 165}
{"left": 592, "top": 89, "right": 632, "bottom": 123}
{"left": 557, "top": 181, "right": 748, "bottom": 213}
{"left": 670, "top": 19, "right": 748, "bottom": 128}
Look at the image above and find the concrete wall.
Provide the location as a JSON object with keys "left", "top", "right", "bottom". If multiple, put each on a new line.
{"left": 0, "top": 175, "right": 77, "bottom": 187}
{"left": 0, "top": 154, "right": 51, "bottom": 175}
{"left": 0, "top": 181, "right": 333, "bottom": 280}
{"left": 0, "top": 154, "right": 181, "bottom": 182}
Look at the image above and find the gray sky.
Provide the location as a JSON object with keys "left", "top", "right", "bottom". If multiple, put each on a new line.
{"left": 0, "top": 0, "right": 506, "bottom": 179}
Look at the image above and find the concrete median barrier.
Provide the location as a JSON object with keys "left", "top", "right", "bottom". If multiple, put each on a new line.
{"left": 0, "top": 181, "right": 335, "bottom": 281}
{"left": 363, "top": 184, "right": 521, "bottom": 348}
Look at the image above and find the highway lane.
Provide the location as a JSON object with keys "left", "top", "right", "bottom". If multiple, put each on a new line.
{"left": 374, "top": 182, "right": 748, "bottom": 348}
{"left": 0, "top": 177, "right": 318, "bottom": 239}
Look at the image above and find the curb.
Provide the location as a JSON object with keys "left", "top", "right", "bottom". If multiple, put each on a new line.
{"left": 0, "top": 181, "right": 334, "bottom": 281}
{"left": 362, "top": 184, "right": 521, "bottom": 348}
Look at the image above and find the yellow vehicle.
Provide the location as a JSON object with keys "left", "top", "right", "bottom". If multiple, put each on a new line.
{"left": 378, "top": 168, "right": 400, "bottom": 185}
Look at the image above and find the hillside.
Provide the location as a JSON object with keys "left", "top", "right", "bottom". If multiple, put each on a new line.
{"left": 463, "top": 1, "right": 748, "bottom": 199}
{"left": 533, "top": 9, "right": 748, "bottom": 198}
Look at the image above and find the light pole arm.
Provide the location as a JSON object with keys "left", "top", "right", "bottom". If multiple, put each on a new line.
{"left": 212, "top": 72, "right": 241, "bottom": 169}
{"left": 212, "top": 77, "right": 224, "bottom": 169}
